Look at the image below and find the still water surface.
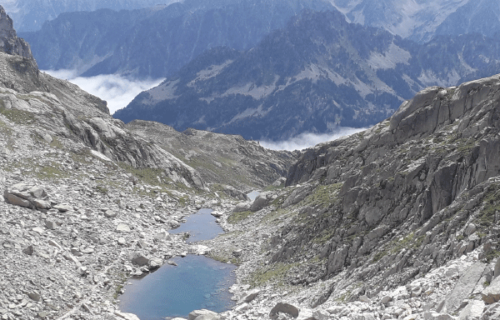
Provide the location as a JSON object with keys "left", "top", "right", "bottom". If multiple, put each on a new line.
{"left": 119, "top": 209, "right": 236, "bottom": 320}
{"left": 169, "top": 208, "right": 224, "bottom": 243}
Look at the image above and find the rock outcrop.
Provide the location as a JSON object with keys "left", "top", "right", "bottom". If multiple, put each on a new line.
{"left": 0, "top": 6, "right": 34, "bottom": 62}
{"left": 0, "top": 45, "right": 205, "bottom": 189}
{"left": 278, "top": 75, "right": 500, "bottom": 288}
{"left": 205, "top": 73, "right": 500, "bottom": 320}
{"left": 126, "top": 120, "right": 297, "bottom": 191}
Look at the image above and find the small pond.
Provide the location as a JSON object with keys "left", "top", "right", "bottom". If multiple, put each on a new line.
{"left": 119, "top": 209, "right": 236, "bottom": 320}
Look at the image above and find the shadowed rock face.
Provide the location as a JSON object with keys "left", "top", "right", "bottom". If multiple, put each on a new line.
{"left": 272, "top": 74, "right": 500, "bottom": 291}
{"left": 0, "top": 5, "right": 35, "bottom": 62}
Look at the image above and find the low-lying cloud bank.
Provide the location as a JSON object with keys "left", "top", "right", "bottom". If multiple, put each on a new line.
{"left": 260, "top": 127, "right": 367, "bottom": 151}
{"left": 43, "top": 70, "right": 164, "bottom": 114}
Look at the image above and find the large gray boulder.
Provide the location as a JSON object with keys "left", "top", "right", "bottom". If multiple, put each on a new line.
{"left": 269, "top": 302, "right": 300, "bottom": 318}
{"left": 250, "top": 192, "right": 274, "bottom": 212}
{"left": 232, "top": 201, "right": 252, "bottom": 213}
{"left": 242, "top": 289, "right": 260, "bottom": 303}
{"left": 188, "top": 309, "right": 219, "bottom": 320}
{"left": 482, "top": 275, "right": 500, "bottom": 305}
{"left": 4, "top": 183, "right": 50, "bottom": 210}
{"left": 131, "top": 252, "right": 150, "bottom": 267}
{"left": 457, "top": 300, "right": 484, "bottom": 320}
{"left": 446, "top": 262, "right": 486, "bottom": 312}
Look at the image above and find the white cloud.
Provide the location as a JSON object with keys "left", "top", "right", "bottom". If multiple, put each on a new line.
{"left": 43, "top": 70, "right": 164, "bottom": 114}
{"left": 260, "top": 127, "right": 366, "bottom": 151}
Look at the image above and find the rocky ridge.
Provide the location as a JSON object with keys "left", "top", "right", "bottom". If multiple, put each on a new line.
{"left": 126, "top": 120, "right": 298, "bottom": 192}
{"left": 195, "top": 73, "right": 500, "bottom": 320}
{"left": 0, "top": 5, "right": 34, "bottom": 64}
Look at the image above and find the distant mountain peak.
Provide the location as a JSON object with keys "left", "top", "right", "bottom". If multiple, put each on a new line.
{"left": 0, "top": 5, "right": 36, "bottom": 63}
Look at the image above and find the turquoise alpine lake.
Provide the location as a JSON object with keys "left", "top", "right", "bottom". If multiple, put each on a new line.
{"left": 118, "top": 209, "right": 237, "bottom": 319}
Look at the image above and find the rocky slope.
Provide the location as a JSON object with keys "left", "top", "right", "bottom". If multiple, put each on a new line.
{"left": 200, "top": 72, "right": 500, "bottom": 320}
{"left": 0, "top": 8, "right": 297, "bottom": 319}
{"left": 115, "top": 9, "right": 500, "bottom": 141}
{"left": 20, "top": 0, "right": 335, "bottom": 78}
{"left": 126, "top": 120, "right": 298, "bottom": 192}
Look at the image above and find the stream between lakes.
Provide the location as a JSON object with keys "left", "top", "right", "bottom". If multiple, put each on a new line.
{"left": 118, "top": 209, "right": 237, "bottom": 320}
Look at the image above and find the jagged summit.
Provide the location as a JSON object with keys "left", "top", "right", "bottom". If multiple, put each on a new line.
{"left": 0, "top": 5, "right": 35, "bottom": 62}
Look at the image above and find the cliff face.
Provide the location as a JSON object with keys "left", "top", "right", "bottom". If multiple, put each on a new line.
{"left": 208, "top": 73, "right": 500, "bottom": 320}
{"left": 281, "top": 75, "right": 500, "bottom": 282}
{"left": 0, "top": 5, "right": 34, "bottom": 62}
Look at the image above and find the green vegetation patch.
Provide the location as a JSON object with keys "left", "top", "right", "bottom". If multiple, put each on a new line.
{"left": 118, "top": 162, "right": 171, "bottom": 187}
{"left": 264, "top": 184, "right": 285, "bottom": 192}
{"left": 0, "top": 118, "right": 12, "bottom": 136}
{"left": 50, "top": 137, "right": 64, "bottom": 150}
{"left": 485, "top": 250, "right": 500, "bottom": 263}
{"left": 36, "top": 162, "right": 69, "bottom": 179}
{"left": 479, "top": 184, "right": 500, "bottom": 228}
{"left": 0, "top": 106, "right": 36, "bottom": 125}
{"left": 248, "top": 262, "right": 299, "bottom": 288}
{"left": 372, "top": 232, "right": 424, "bottom": 263}
{"left": 303, "top": 183, "right": 343, "bottom": 208}
{"left": 455, "top": 138, "right": 477, "bottom": 155}
{"left": 261, "top": 209, "right": 292, "bottom": 223}
{"left": 95, "top": 185, "right": 109, "bottom": 195}
{"left": 228, "top": 210, "right": 254, "bottom": 224}
{"left": 178, "top": 195, "right": 190, "bottom": 207}
{"left": 208, "top": 252, "right": 240, "bottom": 265}
{"left": 313, "top": 228, "right": 336, "bottom": 244}
{"left": 372, "top": 250, "right": 387, "bottom": 263}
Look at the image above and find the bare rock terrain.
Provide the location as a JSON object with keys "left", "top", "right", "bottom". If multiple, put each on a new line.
{"left": 126, "top": 120, "right": 298, "bottom": 192}
{"left": 200, "top": 74, "right": 500, "bottom": 320}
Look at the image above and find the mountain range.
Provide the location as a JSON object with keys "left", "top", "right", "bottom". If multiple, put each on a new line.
{"left": 328, "top": 0, "right": 473, "bottom": 43}
{"left": 114, "top": 9, "right": 500, "bottom": 140}
{"left": 2, "top": 0, "right": 171, "bottom": 32}
{"left": 20, "top": 0, "right": 335, "bottom": 78}
{"left": 20, "top": 0, "right": 500, "bottom": 80}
